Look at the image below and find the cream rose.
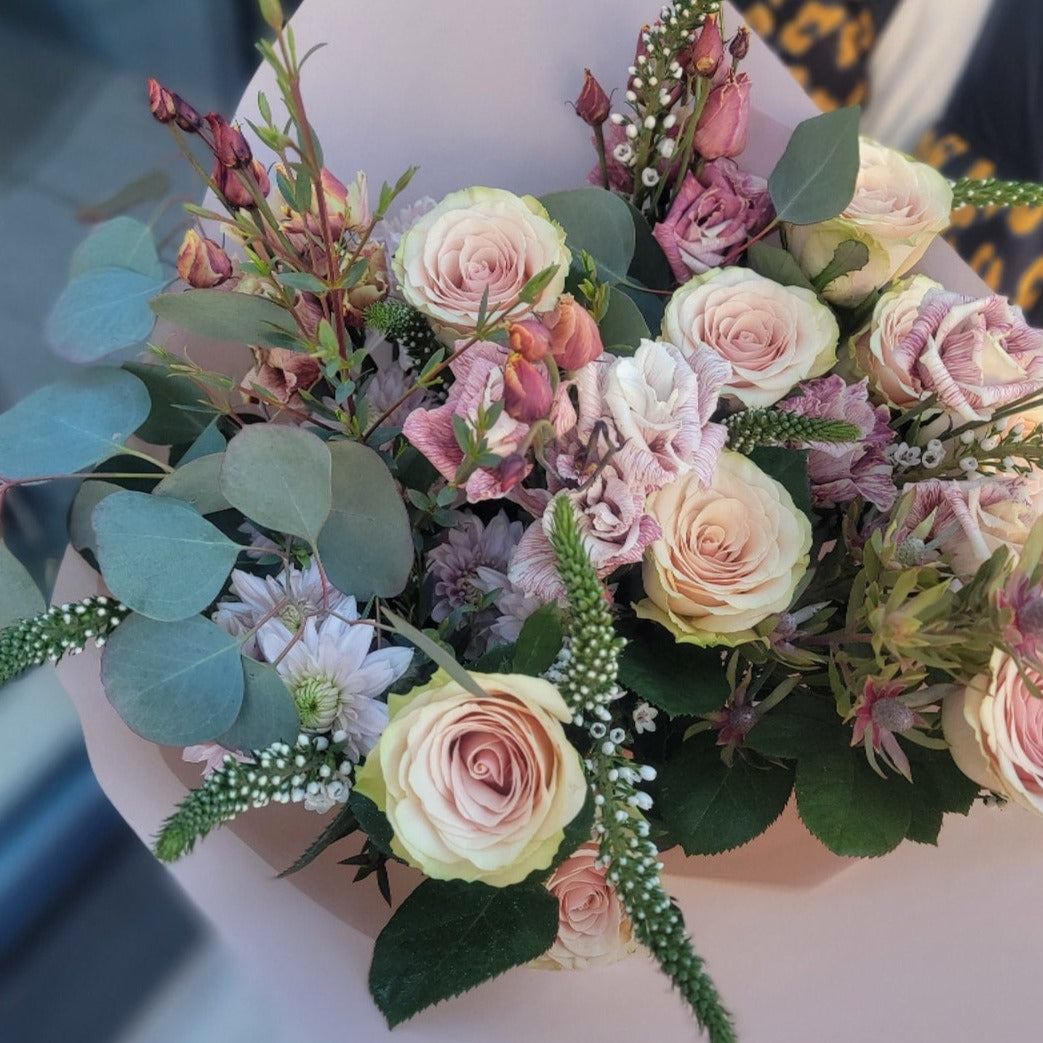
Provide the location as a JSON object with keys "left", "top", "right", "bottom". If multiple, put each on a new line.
{"left": 531, "top": 841, "right": 637, "bottom": 971}
{"left": 786, "top": 138, "right": 953, "bottom": 306}
{"left": 661, "top": 266, "right": 838, "bottom": 407}
{"left": 850, "top": 274, "right": 941, "bottom": 407}
{"left": 637, "top": 451, "right": 812, "bottom": 645}
{"left": 353, "top": 670, "right": 588, "bottom": 886}
{"left": 392, "top": 186, "right": 570, "bottom": 333}
{"left": 943, "top": 650, "right": 1043, "bottom": 815}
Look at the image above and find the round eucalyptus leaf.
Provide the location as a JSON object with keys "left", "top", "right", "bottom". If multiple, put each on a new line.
{"left": 101, "top": 613, "right": 244, "bottom": 745}
{"left": 539, "top": 187, "right": 635, "bottom": 284}
{"left": 68, "top": 480, "right": 124, "bottom": 555}
{"left": 0, "top": 542, "right": 45, "bottom": 628}
{"left": 220, "top": 425, "right": 332, "bottom": 543}
{"left": 70, "top": 216, "right": 162, "bottom": 280}
{"left": 154, "top": 454, "right": 231, "bottom": 515}
{"left": 93, "top": 491, "right": 241, "bottom": 621}
{"left": 218, "top": 657, "right": 300, "bottom": 752}
{"left": 0, "top": 368, "right": 151, "bottom": 480}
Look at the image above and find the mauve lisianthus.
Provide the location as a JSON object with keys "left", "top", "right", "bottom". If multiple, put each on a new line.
{"left": 662, "top": 266, "right": 839, "bottom": 407}
{"left": 392, "top": 186, "right": 570, "bottom": 334}
{"left": 653, "top": 160, "right": 773, "bottom": 282}
{"left": 779, "top": 375, "right": 897, "bottom": 511}
{"left": 638, "top": 451, "right": 812, "bottom": 645}
{"left": 887, "top": 289, "right": 1043, "bottom": 424}
{"left": 353, "top": 671, "right": 588, "bottom": 886}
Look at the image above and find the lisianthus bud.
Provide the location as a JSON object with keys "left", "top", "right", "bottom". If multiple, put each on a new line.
{"left": 206, "top": 113, "right": 253, "bottom": 168}
{"left": 509, "top": 320, "right": 552, "bottom": 363}
{"left": 693, "top": 72, "right": 751, "bottom": 160}
{"left": 213, "top": 159, "right": 271, "bottom": 209}
{"left": 575, "top": 69, "right": 611, "bottom": 127}
{"left": 147, "top": 78, "right": 177, "bottom": 123}
{"left": 504, "top": 355, "right": 553, "bottom": 423}
{"left": 687, "top": 15, "right": 724, "bottom": 79}
{"left": 729, "top": 27, "right": 750, "bottom": 61}
{"left": 543, "top": 294, "right": 603, "bottom": 370}
{"left": 341, "top": 171, "right": 372, "bottom": 235}
{"left": 176, "top": 229, "right": 233, "bottom": 288}
{"left": 174, "top": 97, "right": 203, "bottom": 133}
{"left": 497, "top": 453, "right": 528, "bottom": 492}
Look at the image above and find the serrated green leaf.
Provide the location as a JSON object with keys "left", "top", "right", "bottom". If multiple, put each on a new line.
{"left": 369, "top": 879, "right": 558, "bottom": 1028}
{"left": 769, "top": 107, "right": 861, "bottom": 225}
{"left": 746, "top": 241, "right": 816, "bottom": 290}
{"left": 348, "top": 790, "right": 395, "bottom": 857}
{"left": 810, "top": 239, "right": 870, "bottom": 292}
{"left": 218, "top": 657, "right": 300, "bottom": 751}
{"left": 279, "top": 803, "right": 358, "bottom": 878}
{"left": 150, "top": 288, "right": 300, "bottom": 348}
{"left": 795, "top": 747, "right": 911, "bottom": 856}
{"left": 748, "top": 447, "right": 812, "bottom": 519}
{"left": 512, "top": 603, "right": 563, "bottom": 677}
{"left": 0, "top": 542, "right": 45, "bottom": 628}
{"left": 744, "top": 692, "right": 845, "bottom": 758}
{"left": 658, "top": 732, "right": 795, "bottom": 855}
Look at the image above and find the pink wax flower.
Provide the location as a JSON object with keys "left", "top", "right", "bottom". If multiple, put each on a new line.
{"left": 693, "top": 71, "right": 751, "bottom": 161}
{"left": 652, "top": 160, "right": 773, "bottom": 282}
{"left": 890, "top": 289, "right": 1043, "bottom": 423}
{"left": 779, "top": 375, "right": 897, "bottom": 511}
{"left": 402, "top": 341, "right": 532, "bottom": 501}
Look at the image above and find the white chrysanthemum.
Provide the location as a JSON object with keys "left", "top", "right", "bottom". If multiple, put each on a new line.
{"left": 258, "top": 601, "right": 412, "bottom": 762}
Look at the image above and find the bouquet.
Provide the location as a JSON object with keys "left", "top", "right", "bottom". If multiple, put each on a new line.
{"left": 3, "top": 1, "right": 1043, "bottom": 1038}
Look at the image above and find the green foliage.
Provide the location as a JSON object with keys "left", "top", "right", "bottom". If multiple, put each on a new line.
{"left": 218, "top": 658, "right": 300, "bottom": 752}
{"left": 279, "top": 803, "right": 358, "bottom": 878}
{"left": 101, "top": 613, "right": 244, "bottom": 745}
{"left": 625, "top": 199, "right": 674, "bottom": 290}
{"left": 769, "top": 106, "right": 861, "bottom": 225}
{"left": 810, "top": 239, "right": 870, "bottom": 292}
{"left": 0, "top": 543, "right": 45, "bottom": 629}
{"left": 68, "top": 481, "right": 122, "bottom": 557}
{"left": 220, "top": 425, "right": 332, "bottom": 544}
{"left": 744, "top": 692, "right": 845, "bottom": 758}
{"left": 0, "top": 368, "right": 151, "bottom": 480}
{"left": 512, "top": 603, "right": 563, "bottom": 677}
{"left": 658, "top": 732, "right": 795, "bottom": 855}
{"left": 383, "top": 609, "right": 487, "bottom": 698}
{"left": 598, "top": 284, "right": 650, "bottom": 352}
{"left": 347, "top": 790, "right": 396, "bottom": 857}
{"left": 950, "top": 176, "right": 1043, "bottom": 210}
{"left": 150, "top": 288, "right": 300, "bottom": 348}
{"left": 154, "top": 454, "right": 231, "bottom": 515}
{"left": 726, "top": 408, "right": 861, "bottom": 455}
{"left": 748, "top": 446, "right": 812, "bottom": 518}
{"left": 902, "top": 745, "right": 980, "bottom": 845}
{"left": 368, "top": 879, "right": 558, "bottom": 1029}
{"left": 746, "top": 241, "right": 815, "bottom": 290}
{"left": 92, "top": 491, "right": 241, "bottom": 621}
{"left": 123, "top": 362, "right": 216, "bottom": 445}
{"left": 539, "top": 187, "right": 635, "bottom": 285}
{"left": 70, "top": 217, "right": 163, "bottom": 280}
{"left": 316, "top": 440, "right": 413, "bottom": 599}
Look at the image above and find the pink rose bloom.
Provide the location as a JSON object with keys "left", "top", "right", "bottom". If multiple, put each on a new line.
{"left": 402, "top": 341, "right": 532, "bottom": 501}
{"left": 890, "top": 289, "right": 1043, "bottom": 423}
{"left": 531, "top": 841, "right": 637, "bottom": 970}
{"left": 652, "top": 160, "right": 773, "bottom": 282}
{"left": 779, "top": 375, "right": 897, "bottom": 511}
{"left": 693, "top": 71, "right": 751, "bottom": 161}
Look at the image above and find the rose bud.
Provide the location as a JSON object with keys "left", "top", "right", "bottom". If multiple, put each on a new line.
{"left": 544, "top": 293, "right": 603, "bottom": 370}
{"left": 205, "top": 112, "right": 253, "bottom": 168}
{"left": 213, "top": 158, "right": 271, "bottom": 209}
{"left": 686, "top": 14, "right": 725, "bottom": 80}
{"left": 729, "top": 27, "right": 750, "bottom": 61}
{"left": 497, "top": 452, "right": 529, "bottom": 492}
{"left": 575, "top": 69, "right": 611, "bottom": 127}
{"left": 176, "top": 229, "right": 232, "bottom": 288}
{"left": 174, "top": 97, "right": 203, "bottom": 133}
{"left": 504, "top": 354, "right": 553, "bottom": 423}
{"left": 147, "top": 78, "right": 177, "bottom": 123}
{"left": 693, "top": 71, "right": 751, "bottom": 160}
{"left": 508, "top": 319, "right": 552, "bottom": 363}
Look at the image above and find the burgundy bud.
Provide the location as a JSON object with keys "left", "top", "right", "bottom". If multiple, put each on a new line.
{"left": 575, "top": 69, "right": 611, "bottom": 127}
{"left": 496, "top": 453, "right": 528, "bottom": 492}
{"left": 508, "top": 319, "right": 552, "bottom": 363}
{"left": 503, "top": 355, "right": 553, "bottom": 423}
{"left": 174, "top": 97, "right": 203, "bottom": 132}
{"left": 213, "top": 158, "right": 271, "bottom": 209}
{"left": 729, "top": 27, "right": 751, "bottom": 61}
{"left": 176, "top": 229, "right": 233, "bottom": 288}
{"left": 206, "top": 112, "right": 253, "bottom": 168}
{"left": 147, "top": 78, "right": 177, "bottom": 123}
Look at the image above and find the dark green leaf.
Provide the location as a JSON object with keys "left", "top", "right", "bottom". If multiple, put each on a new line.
{"left": 276, "top": 271, "right": 328, "bottom": 294}
{"left": 619, "top": 280, "right": 667, "bottom": 336}
{"left": 472, "top": 643, "right": 516, "bottom": 672}
{"left": 0, "top": 542, "right": 45, "bottom": 628}
{"left": 744, "top": 692, "right": 845, "bottom": 758}
{"left": 512, "top": 603, "right": 563, "bottom": 677}
{"left": 348, "top": 790, "right": 395, "bottom": 857}
{"left": 625, "top": 199, "right": 674, "bottom": 289}
{"left": 658, "top": 732, "right": 795, "bottom": 855}
{"left": 370, "top": 879, "right": 558, "bottom": 1028}
{"left": 746, "top": 241, "right": 816, "bottom": 290}
{"left": 795, "top": 747, "right": 911, "bottom": 856}
{"left": 279, "top": 803, "right": 358, "bottom": 878}
{"left": 123, "top": 362, "right": 216, "bottom": 445}
{"left": 150, "top": 288, "right": 299, "bottom": 348}
{"left": 543, "top": 789, "right": 595, "bottom": 874}
{"left": 811, "top": 239, "right": 871, "bottom": 292}
{"left": 540, "top": 188, "right": 635, "bottom": 284}
{"left": 218, "top": 657, "right": 300, "bottom": 752}
{"left": 748, "top": 447, "right": 812, "bottom": 519}
{"left": 383, "top": 610, "right": 486, "bottom": 698}
{"left": 769, "top": 106, "right": 861, "bottom": 225}
{"left": 599, "top": 284, "right": 649, "bottom": 352}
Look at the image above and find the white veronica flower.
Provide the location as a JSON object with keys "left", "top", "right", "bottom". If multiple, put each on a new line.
{"left": 258, "top": 599, "right": 412, "bottom": 763}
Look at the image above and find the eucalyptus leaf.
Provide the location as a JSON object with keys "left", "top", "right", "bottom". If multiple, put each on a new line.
{"left": 101, "top": 612, "right": 244, "bottom": 745}
{"left": 70, "top": 216, "right": 162, "bottom": 279}
{"left": 154, "top": 454, "right": 231, "bottom": 515}
{"left": 769, "top": 106, "right": 861, "bottom": 225}
{"left": 599, "top": 284, "right": 650, "bottom": 352}
{"left": 316, "top": 440, "right": 412, "bottom": 598}
{"left": 150, "top": 288, "right": 300, "bottom": 348}
{"left": 68, "top": 480, "right": 124, "bottom": 555}
{"left": 47, "top": 268, "right": 165, "bottom": 361}
{"left": 218, "top": 657, "right": 300, "bottom": 751}
{"left": 123, "top": 362, "right": 217, "bottom": 445}
{"left": 220, "top": 425, "right": 332, "bottom": 543}
{"left": 746, "top": 241, "right": 816, "bottom": 290}
{"left": 92, "top": 491, "right": 241, "bottom": 620}
{"left": 540, "top": 188, "right": 635, "bottom": 284}
{"left": 0, "top": 542, "right": 45, "bottom": 628}
{"left": 383, "top": 609, "right": 487, "bottom": 699}
{"left": 179, "top": 419, "right": 226, "bottom": 464}
{"left": 0, "top": 368, "right": 151, "bottom": 480}
{"left": 369, "top": 879, "right": 558, "bottom": 1028}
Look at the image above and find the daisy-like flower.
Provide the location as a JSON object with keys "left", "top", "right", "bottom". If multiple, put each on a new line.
{"left": 257, "top": 600, "right": 412, "bottom": 763}
{"left": 633, "top": 702, "right": 659, "bottom": 735}
{"left": 849, "top": 677, "right": 936, "bottom": 780}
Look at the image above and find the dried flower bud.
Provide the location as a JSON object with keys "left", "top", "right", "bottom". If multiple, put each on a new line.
{"left": 543, "top": 294, "right": 604, "bottom": 371}
{"left": 176, "top": 229, "right": 233, "bottom": 288}
{"left": 206, "top": 112, "right": 253, "bottom": 168}
{"left": 508, "top": 319, "right": 552, "bottom": 363}
{"left": 729, "top": 27, "right": 750, "bottom": 62}
{"left": 213, "top": 158, "right": 271, "bottom": 209}
{"left": 575, "top": 69, "right": 611, "bottom": 127}
{"left": 147, "top": 78, "right": 177, "bottom": 123}
{"left": 174, "top": 97, "right": 203, "bottom": 132}
{"left": 497, "top": 453, "right": 528, "bottom": 492}
{"left": 685, "top": 15, "right": 724, "bottom": 79}
{"left": 503, "top": 355, "right": 553, "bottom": 423}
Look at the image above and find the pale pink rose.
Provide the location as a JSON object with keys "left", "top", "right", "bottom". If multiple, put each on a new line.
{"left": 851, "top": 274, "right": 941, "bottom": 408}
{"left": 652, "top": 160, "right": 773, "bottom": 281}
{"left": 402, "top": 341, "right": 532, "bottom": 501}
{"left": 662, "top": 266, "right": 838, "bottom": 407}
{"left": 353, "top": 671, "right": 588, "bottom": 886}
{"left": 899, "top": 478, "right": 1035, "bottom": 578}
{"left": 887, "top": 290, "right": 1043, "bottom": 424}
{"left": 531, "top": 841, "right": 637, "bottom": 970}
{"left": 943, "top": 650, "right": 1043, "bottom": 815}
{"left": 574, "top": 339, "right": 729, "bottom": 491}
{"left": 786, "top": 138, "right": 953, "bottom": 306}
{"left": 392, "top": 186, "right": 570, "bottom": 333}
{"left": 638, "top": 451, "right": 812, "bottom": 645}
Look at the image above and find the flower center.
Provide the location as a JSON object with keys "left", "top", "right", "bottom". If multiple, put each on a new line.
{"left": 871, "top": 697, "right": 915, "bottom": 733}
{"left": 280, "top": 603, "right": 304, "bottom": 631}
{"left": 290, "top": 672, "right": 341, "bottom": 730}
{"left": 727, "top": 705, "right": 758, "bottom": 735}
{"left": 1018, "top": 596, "right": 1043, "bottom": 636}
